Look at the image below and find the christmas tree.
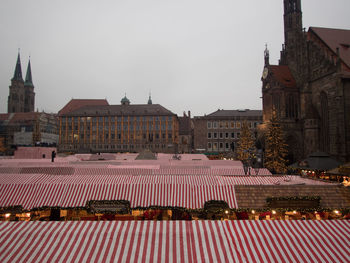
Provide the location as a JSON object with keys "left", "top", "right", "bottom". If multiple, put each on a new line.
{"left": 236, "top": 121, "right": 255, "bottom": 161}
{"left": 264, "top": 115, "right": 288, "bottom": 174}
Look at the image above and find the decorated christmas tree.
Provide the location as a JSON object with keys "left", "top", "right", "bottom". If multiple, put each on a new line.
{"left": 236, "top": 121, "right": 255, "bottom": 161}
{"left": 264, "top": 115, "right": 288, "bottom": 174}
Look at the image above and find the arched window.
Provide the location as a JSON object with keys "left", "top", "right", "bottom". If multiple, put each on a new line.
{"left": 285, "top": 94, "right": 299, "bottom": 119}
{"left": 320, "top": 92, "right": 330, "bottom": 152}
{"left": 272, "top": 93, "right": 281, "bottom": 118}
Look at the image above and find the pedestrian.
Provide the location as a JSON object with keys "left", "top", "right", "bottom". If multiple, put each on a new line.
{"left": 51, "top": 150, "right": 56, "bottom": 162}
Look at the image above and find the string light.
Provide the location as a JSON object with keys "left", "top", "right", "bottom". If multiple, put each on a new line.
{"left": 5, "top": 213, "right": 10, "bottom": 218}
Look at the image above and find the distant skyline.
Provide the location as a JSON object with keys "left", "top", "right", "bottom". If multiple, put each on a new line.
{"left": 1, "top": 0, "right": 350, "bottom": 116}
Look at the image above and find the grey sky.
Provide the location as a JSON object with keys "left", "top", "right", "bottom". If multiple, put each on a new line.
{"left": 1, "top": 0, "right": 349, "bottom": 116}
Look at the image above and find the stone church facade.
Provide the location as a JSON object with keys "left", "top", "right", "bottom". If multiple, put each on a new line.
{"left": 261, "top": 0, "right": 350, "bottom": 162}
{"left": 7, "top": 52, "right": 35, "bottom": 113}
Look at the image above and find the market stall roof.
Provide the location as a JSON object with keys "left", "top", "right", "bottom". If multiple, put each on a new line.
{"left": 0, "top": 220, "right": 349, "bottom": 263}
{"left": 327, "top": 162, "right": 350, "bottom": 176}
{"left": 289, "top": 152, "right": 342, "bottom": 171}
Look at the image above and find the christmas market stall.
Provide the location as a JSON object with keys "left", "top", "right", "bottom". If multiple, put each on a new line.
{"left": 0, "top": 220, "right": 349, "bottom": 262}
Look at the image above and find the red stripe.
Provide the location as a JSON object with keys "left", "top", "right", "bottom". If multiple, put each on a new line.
{"left": 194, "top": 220, "right": 207, "bottom": 262}
{"left": 156, "top": 221, "right": 164, "bottom": 263}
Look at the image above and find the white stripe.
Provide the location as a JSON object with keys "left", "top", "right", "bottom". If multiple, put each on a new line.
{"left": 104, "top": 221, "right": 122, "bottom": 263}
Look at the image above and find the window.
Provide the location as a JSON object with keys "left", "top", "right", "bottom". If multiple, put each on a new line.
{"left": 219, "top": 122, "right": 224, "bottom": 129}
{"left": 213, "top": 143, "right": 218, "bottom": 151}
{"left": 213, "top": 122, "right": 218, "bottom": 129}
{"left": 225, "top": 143, "right": 229, "bottom": 149}
{"left": 225, "top": 133, "right": 229, "bottom": 139}
{"left": 213, "top": 132, "right": 217, "bottom": 139}
{"left": 231, "top": 122, "right": 235, "bottom": 128}
{"left": 219, "top": 142, "right": 223, "bottom": 149}
{"left": 208, "top": 132, "right": 212, "bottom": 139}
{"left": 231, "top": 133, "right": 235, "bottom": 139}
{"left": 236, "top": 122, "right": 241, "bottom": 129}
{"left": 208, "top": 142, "right": 212, "bottom": 150}
{"left": 225, "top": 122, "right": 229, "bottom": 129}
{"left": 207, "top": 122, "right": 212, "bottom": 129}
{"left": 237, "top": 132, "right": 240, "bottom": 138}
{"left": 219, "top": 133, "right": 223, "bottom": 139}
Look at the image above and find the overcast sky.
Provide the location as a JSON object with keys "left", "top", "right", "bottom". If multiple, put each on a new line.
{"left": 1, "top": 0, "right": 349, "bottom": 116}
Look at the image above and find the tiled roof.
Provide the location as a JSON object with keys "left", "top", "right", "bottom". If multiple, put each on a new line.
{"left": 58, "top": 99, "right": 109, "bottom": 115}
{"left": 269, "top": 65, "right": 296, "bottom": 88}
{"left": 62, "top": 104, "right": 176, "bottom": 116}
{"left": 205, "top": 109, "right": 262, "bottom": 118}
{"left": 310, "top": 27, "right": 350, "bottom": 70}
{"left": 235, "top": 185, "right": 350, "bottom": 209}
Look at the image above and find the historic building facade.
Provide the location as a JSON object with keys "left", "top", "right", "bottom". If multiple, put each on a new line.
{"left": 7, "top": 53, "right": 35, "bottom": 113}
{"left": 58, "top": 96, "right": 179, "bottom": 153}
{"left": 0, "top": 112, "right": 59, "bottom": 154}
{"left": 193, "top": 109, "right": 262, "bottom": 155}
{"left": 261, "top": 0, "right": 350, "bottom": 162}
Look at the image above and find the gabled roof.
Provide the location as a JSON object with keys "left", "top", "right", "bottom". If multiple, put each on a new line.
{"left": 269, "top": 65, "right": 296, "bottom": 88}
{"left": 58, "top": 99, "right": 109, "bottom": 115}
{"left": 309, "top": 27, "right": 350, "bottom": 70}
{"left": 206, "top": 109, "right": 262, "bottom": 118}
{"left": 63, "top": 104, "right": 176, "bottom": 117}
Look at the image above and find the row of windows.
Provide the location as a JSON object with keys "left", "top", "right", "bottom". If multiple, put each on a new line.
{"left": 67, "top": 133, "right": 173, "bottom": 141}
{"left": 62, "top": 122, "right": 173, "bottom": 131}
{"left": 207, "top": 121, "right": 259, "bottom": 129}
{"left": 207, "top": 131, "right": 257, "bottom": 139}
{"left": 208, "top": 132, "right": 240, "bottom": 139}
{"left": 207, "top": 142, "right": 235, "bottom": 151}
{"left": 62, "top": 144, "right": 169, "bottom": 150}
{"left": 62, "top": 116, "right": 173, "bottom": 123}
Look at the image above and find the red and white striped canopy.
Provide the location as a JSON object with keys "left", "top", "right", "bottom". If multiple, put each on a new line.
{"left": 0, "top": 220, "right": 349, "bottom": 263}
{"left": 0, "top": 173, "right": 328, "bottom": 210}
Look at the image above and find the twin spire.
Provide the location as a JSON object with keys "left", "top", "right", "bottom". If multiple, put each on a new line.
{"left": 12, "top": 51, "right": 34, "bottom": 86}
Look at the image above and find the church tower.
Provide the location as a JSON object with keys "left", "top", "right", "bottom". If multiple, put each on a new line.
{"left": 24, "top": 59, "right": 35, "bottom": 112}
{"left": 281, "top": 0, "right": 306, "bottom": 81}
{"left": 7, "top": 52, "right": 35, "bottom": 113}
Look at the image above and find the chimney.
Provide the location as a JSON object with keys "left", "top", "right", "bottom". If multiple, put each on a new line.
{"left": 188, "top": 111, "right": 191, "bottom": 118}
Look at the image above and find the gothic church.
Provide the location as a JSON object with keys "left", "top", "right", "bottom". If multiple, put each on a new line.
{"left": 261, "top": 0, "right": 350, "bottom": 162}
{"left": 7, "top": 52, "right": 35, "bottom": 113}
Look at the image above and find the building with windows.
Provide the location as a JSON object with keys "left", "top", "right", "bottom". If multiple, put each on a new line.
{"left": 0, "top": 112, "right": 59, "bottom": 154}
{"left": 261, "top": 0, "right": 350, "bottom": 162}
{"left": 58, "top": 96, "right": 179, "bottom": 153}
{"left": 193, "top": 109, "right": 262, "bottom": 155}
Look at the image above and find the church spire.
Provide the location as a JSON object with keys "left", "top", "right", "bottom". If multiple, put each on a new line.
{"left": 25, "top": 58, "right": 34, "bottom": 86}
{"left": 12, "top": 51, "right": 23, "bottom": 82}
{"left": 147, "top": 93, "right": 152, "bottom": 105}
{"left": 264, "top": 44, "right": 270, "bottom": 66}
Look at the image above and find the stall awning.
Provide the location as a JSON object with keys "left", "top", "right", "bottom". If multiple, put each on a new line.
{"left": 0, "top": 220, "right": 349, "bottom": 263}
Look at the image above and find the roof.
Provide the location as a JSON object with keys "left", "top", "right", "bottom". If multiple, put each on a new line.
{"left": 0, "top": 221, "right": 348, "bottom": 262}
{"left": 236, "top": 185, "right": 350, "bottom": 209}
{"left": 269, "top": 65, "right": 296, "bottom": 88}
{"left": 24, "top": 59, "right": 34, "bottom": 87}
{"left": 11, "top": 53, "right": 23, "bottom": 82}
{"left": 62, "top": 104, "right": 176, "bottom": 117}
{"left": 205, "top": 109, "right": 262, "bottom": 118}
{"left": 135, "top": 149, "right": 157, "bottom": 160}
{"left": 310, "top": 27, "right": 350, "bottom": 70}
{"left": 58, "top": 99, "right": 109, "bottom": 115}
{"left": 290, "top": 151, "right": 342, "bottom": 171}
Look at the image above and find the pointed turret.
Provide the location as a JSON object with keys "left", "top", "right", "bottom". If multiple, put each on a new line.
{"left": 12, "top": 52, "right": 23, "bottom": 82}
{"left": 24, "top": 58, "right": 34, "bottom": 87}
